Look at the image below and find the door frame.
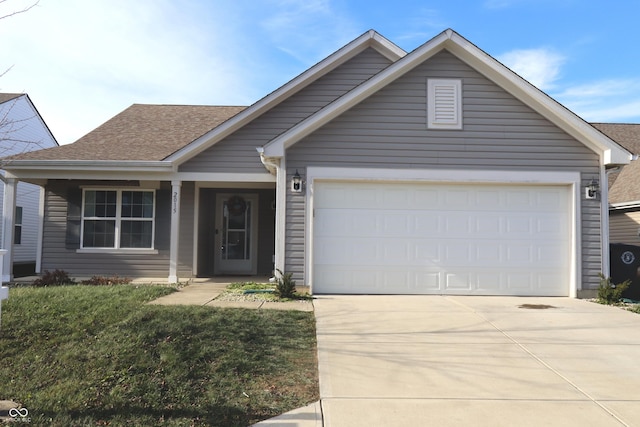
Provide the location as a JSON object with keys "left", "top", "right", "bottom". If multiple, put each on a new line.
{"left": 214, "top": 193, "right": 259, "bottom": 275}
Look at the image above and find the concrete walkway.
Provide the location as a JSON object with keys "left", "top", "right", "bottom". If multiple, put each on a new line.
{"left": 148, "top": 279, "right": 313, "bottom": 312}
{"left": 314, "top": 295, "right": 640, "bottom": 426}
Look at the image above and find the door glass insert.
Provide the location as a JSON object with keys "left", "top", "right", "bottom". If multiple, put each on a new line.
{"left": 222, "top": 197, "right": 251, "bottom": 260}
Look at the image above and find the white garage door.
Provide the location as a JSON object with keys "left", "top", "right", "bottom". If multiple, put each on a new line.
{"left": 312, "top": 181, "right": 572, "bottom": 296}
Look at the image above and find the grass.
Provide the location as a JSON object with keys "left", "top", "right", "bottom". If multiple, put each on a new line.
{"left": 221, "top": 282, "right": 313, "bottom": 302}
{"left": 0, "top": 285, "right": 318, "bottom": 426}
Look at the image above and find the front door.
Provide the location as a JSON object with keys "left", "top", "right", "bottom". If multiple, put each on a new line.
{"left": 214, "top": 194, "right": 259, "bottom": 275}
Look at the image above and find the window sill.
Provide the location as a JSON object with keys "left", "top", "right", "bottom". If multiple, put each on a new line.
{"left": 76, "top": 248, "right": 159, "bottom": 255}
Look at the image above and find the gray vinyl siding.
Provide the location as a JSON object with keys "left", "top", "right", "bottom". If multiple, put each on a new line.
{"left": 610, "top": 211, "right": 640, "bottom": 246}
{"left": 286, "top": 49, "right": 602, "bottom": 290}
{"left": 41, "top": 180, "right": 194, "bottom": 279}
{"left": 179, "top": 48, "right": 393, "bottom": 173}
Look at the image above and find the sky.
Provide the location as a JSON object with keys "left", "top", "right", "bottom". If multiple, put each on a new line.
{"left": 1, "top": 0, "right": 639, "bottom": 145}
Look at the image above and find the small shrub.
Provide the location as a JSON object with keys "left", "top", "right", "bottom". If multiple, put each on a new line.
{"left": 32, "top": 269, "right": 76, "bottom": 287}
{"left": 275, "top": 269, "right": 296, "bottom": 299}
{"left": 81, "top": 275, "right": 131, "bottom": 286}
{"left": 597, "top": 273, "right": 631, "bottom": 304}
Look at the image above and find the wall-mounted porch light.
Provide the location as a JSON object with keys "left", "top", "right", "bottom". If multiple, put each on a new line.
{"left": 291, "top": 170, "right": 303, "bottom": 193}
{"left": 585, "top": 178, "right": 600, "bottom": 200}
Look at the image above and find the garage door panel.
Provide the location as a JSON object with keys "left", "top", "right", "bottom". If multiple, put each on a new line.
{"left": 312, "top": 181, "right": 571, "bottom": 296}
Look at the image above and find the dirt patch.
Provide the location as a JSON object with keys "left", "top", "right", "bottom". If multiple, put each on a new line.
{"left": 518, "top": 304, "right": 556, "bottom": 310}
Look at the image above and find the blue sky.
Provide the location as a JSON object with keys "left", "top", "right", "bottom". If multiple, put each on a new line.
{"left": 1, "top": 0, "right": 639, "bottom": 144}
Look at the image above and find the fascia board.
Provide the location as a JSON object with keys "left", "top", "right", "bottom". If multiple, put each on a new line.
{"left": 167, "top": 30, "right": 406, "bottom": 165}
{"left": 443, "top": 32, "right": 632, "bottom": 166}
{"left": 23, "top": 94, "right": 60, "bottom": 147}
{"left": 3, "top": 160, "right": 174, "bottom": 173}
{"left": 262, "top": 31, "right": 451, "bottom": 157}
{"left": 609, "top": 201, "right": 640, "bottom": 211}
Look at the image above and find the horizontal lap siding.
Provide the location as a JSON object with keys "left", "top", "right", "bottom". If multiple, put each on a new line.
{"left": 12, "top": 182, "right": 41, "bottom": 263}
{"left": 179, "top": 48, "right": 393, "bottom": 173}
{"left": 41, "top": 180, "right": 194, "bottom": 279}
{"left": 286, "top": 49, "right": 601, "bottom": 290}
{"left": 610, "top": 211, "right": 640, "bottom": 246}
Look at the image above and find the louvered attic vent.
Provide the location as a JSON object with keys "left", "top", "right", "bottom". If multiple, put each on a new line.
{"left": 427, "top": 79, "right": 462, "bottom": 129}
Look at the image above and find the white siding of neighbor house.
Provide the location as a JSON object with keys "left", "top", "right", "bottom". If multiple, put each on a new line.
{"left": 0, "top": 95, "right": 58, "bottom": 264}
{"left": 178, "top": 48, "right": 394, "bottom": 173}
{"left": 285, "top": 50, "right": 602, "bottom": 290}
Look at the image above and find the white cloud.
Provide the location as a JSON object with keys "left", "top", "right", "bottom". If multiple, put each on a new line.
{"left": 498, "top": 48, "right": 565, "bottom": 90}
{"left": 259, "top": 0, "right": 358, "bottom": 65}
{"left": 553, "top": 79, "right": 640, "bottom": 122}
{"left": 0, "top": 0, "right": 260, "bottom": 144}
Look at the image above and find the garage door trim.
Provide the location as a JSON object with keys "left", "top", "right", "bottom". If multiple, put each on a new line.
{"left": 305, "top": 167, "right": 581, "bottom": 296}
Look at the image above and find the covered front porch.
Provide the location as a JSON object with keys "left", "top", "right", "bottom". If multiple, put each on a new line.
{"left": 193, "top": 185, "right": 276, "bottom": 279}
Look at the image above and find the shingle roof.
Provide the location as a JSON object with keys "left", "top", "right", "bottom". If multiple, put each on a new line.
{"left": 0, "top": 93, "right": 23, "bottom": 104}
{"left": 9, "top": 104, "right": 246, "bottom": 161}
{"left": 592, "top": 123, "right": 640, "bottom": 205}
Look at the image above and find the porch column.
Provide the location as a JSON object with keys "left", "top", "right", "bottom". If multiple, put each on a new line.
{"left": 168, "top": 180, "right": 181, "bottom": 283}
{"left": 2, "top": 178, "right": 17, "bottom": 282}
{"left": 274, "top": 159, "right": 286, "bottom": 275}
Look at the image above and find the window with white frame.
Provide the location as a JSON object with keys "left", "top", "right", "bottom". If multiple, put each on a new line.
{"left": 427, "top": 79, "right": 462, "bottom": 129}
{"left": 81, "top": 189, "right": 155, "bottom": 249}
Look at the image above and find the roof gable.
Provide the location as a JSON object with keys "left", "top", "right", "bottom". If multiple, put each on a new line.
{"left": 0, "top": 93, "right": 58, "bottom": 157}
{"left": 165, "top": 30, "right": 406, "bottom": 164}
{"left": 262, "top": 29, "right": 631, "bottom": 166}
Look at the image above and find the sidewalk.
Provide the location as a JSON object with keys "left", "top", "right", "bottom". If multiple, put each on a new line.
{"left": 148, "top": 279, "right": 313, "bottom": 312}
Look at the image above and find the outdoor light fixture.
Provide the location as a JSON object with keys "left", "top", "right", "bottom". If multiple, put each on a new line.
{"left": 585, "top": 178, "right": 600, "bottom": 200}
{"left": 291, "top": 169, "right": 303, "bottom": 193}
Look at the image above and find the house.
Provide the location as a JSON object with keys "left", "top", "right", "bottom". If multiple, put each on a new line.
{"left": 1, "top": 29, "right": 632, "bottom": 297}
{"left": 591, "top": 123, "right": 640, "bottom": 246}
{"left": 0, "top": 93, "right": 58, "bottom": 279}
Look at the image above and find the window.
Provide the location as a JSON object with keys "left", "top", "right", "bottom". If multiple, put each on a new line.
{"left": 14, "top": 206, "right": 22, "bottom": 245}
{"left": 81, "top": 189, "right": 155, "bottom": 249}
{"left": 427, "top": 79, "right": 462, "bottom": 129}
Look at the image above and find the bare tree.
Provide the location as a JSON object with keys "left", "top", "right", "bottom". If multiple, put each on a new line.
{"left": 0, "top": 0, "right": 44, "bottom": 164}
{"left": 0, "top": 0, "right": 39, "bottom": 21}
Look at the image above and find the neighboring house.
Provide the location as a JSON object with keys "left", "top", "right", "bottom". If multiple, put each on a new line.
{"left": 591, "top": 123, "right": 640, "bottom": 246}
{"left": 0, "top": 93, "right": 58, "bottom": 278}
{"left": 1, "top": 29, "right": 632, "bottom": 297}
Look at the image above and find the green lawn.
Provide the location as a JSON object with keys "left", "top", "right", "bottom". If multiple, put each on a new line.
{"left": 0, "top": 285, "right": 318, "bottom": 426}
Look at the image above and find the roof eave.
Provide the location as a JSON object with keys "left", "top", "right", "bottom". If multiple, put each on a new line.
{"left": 3, "top": 159, "right": 174, "bottom": 173}
{"left": 609, "top": 201, "right": 640, "bottom": 211}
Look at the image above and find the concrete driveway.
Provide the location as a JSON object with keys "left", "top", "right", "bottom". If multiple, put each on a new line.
{"left": 313, "top": 295, "right": 640, "bottom": 426}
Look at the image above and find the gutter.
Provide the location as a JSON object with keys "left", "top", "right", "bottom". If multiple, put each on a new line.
{"left": 609, "top": 201, "right": 640, "bottom": 211}
{"left": 256, "top": 147, "right": 279, "bottom": 175}
{"left": 1, "top": 160, "right": 174, "bottom": 172}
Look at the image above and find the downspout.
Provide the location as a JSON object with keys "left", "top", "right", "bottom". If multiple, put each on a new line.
{"left": 257, "top": 148, "right": 285, "bottom": 277}
{"left": 601, "top": 163, "right": 610, "bottom": 279}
